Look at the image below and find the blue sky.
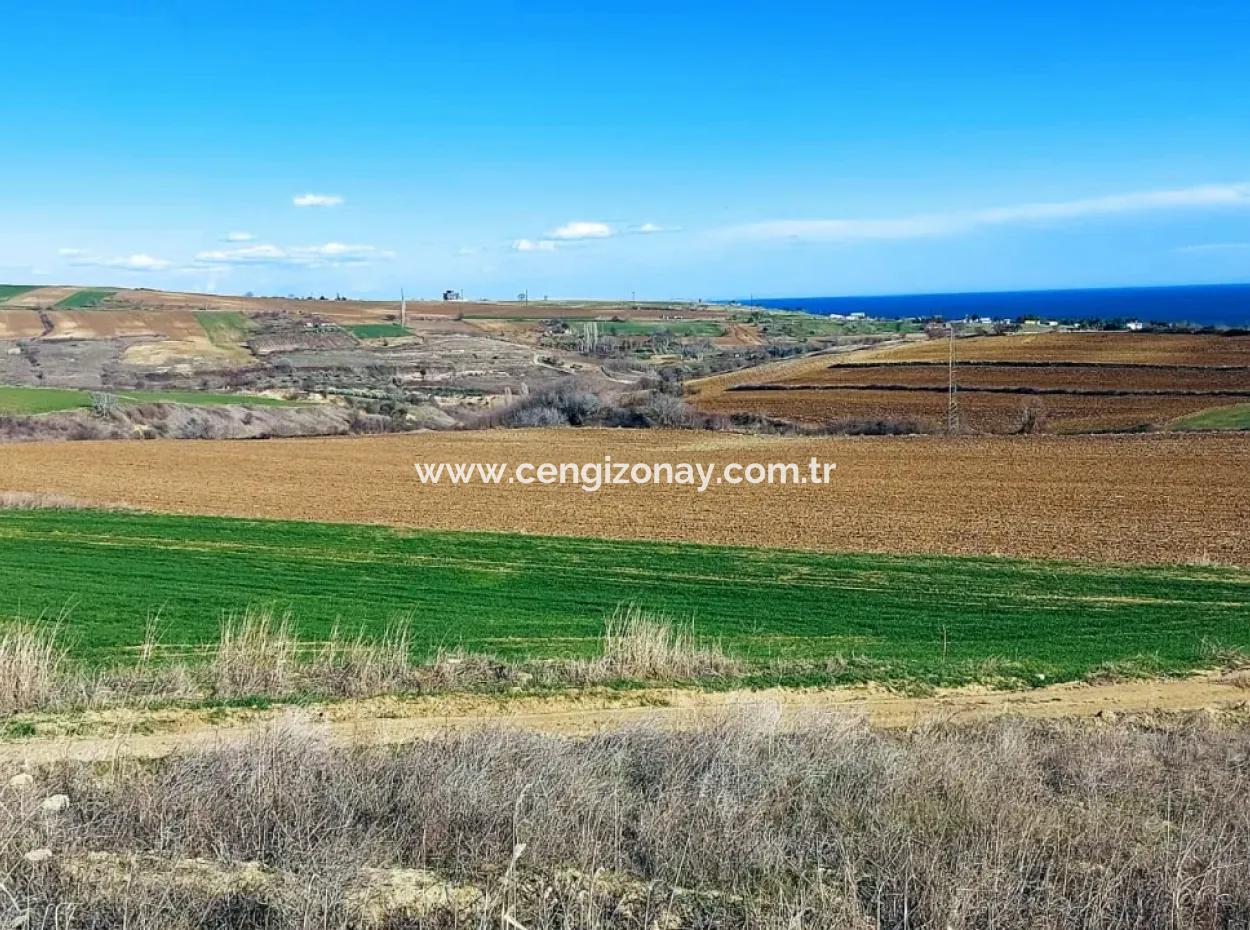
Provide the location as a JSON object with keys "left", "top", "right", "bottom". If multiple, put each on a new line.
{"left": 2, "top": 0, "right": 1249, "bottom": 299}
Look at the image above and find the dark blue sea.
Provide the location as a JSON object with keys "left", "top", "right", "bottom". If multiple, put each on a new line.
{"left": 737, "top": 284, "right": 1250, "bottom": 328}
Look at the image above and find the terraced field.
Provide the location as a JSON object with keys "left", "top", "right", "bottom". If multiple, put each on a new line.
{"left": 0, "top": 430, "right": 1246, "bottom": 565}
{"left": 0, "top": 285, "right": 36, "bottom": 303}
{"left": 347, "top": 322, "right": 412, "bottom": 339}
{"left": 54, "top": 288, "right": 117, "bottom": 309}
{"left": 2, "top": 508, "right": 1248, "bottom": 685}
{"left": 0, "top": 384, "right": 303, "bottom": 413}
{"left": 852, "top": 332, "right": 1250, "bottom": 366}
{"left": 692, "top": 332, "right": 1250, "bottom": 432}
{"left": 0, "top": 309, "right": 46, "bottom": 339}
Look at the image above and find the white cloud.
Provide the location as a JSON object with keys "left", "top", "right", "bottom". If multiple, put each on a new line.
{"left": 224, "top": 231, "right": 256, "bottom": 242}
{"left": 513, "top": 238, "right": 557, "bottom": 252}
{"left": 194, "top": 241, "right": 393, "bottom": 267}
{"left": 292, "top": 193, "right": 344, "bottom": 207}
{"left": 66, "top": 252, "right": 172, "bottom": 271}
{"left": 720, "top": 182, "right": 1250, "bottom": 243}
{"left": 634, "top": 222, "right": 677, "bottom": 234}
{"left": 550, "top": 221, "right": 614, "bottom": 240}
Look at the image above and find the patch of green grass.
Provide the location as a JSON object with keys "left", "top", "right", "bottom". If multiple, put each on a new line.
{"left": 54, "top": 288, "right": 116, "bottom": 309}
{"left": 1169, "top": 403, "right": 1250, "bottom": 432}
{"left": 588, "top": 320, "right": 726, "bottom": 337}
{"left": 0, "top": 509, "right": 1248, "bottom": 688}
{"left": 348, "top": 323, "right": 412, "bottom": 339}
{"left": 748, "top": 311, "right": 921, "bottom": 339}
{"left": 0, "top": 285, "right": 36, "bottom": 303}
{"left": 0, "top": 384, "right": 304, "bottom": 413}
{"left": 2, "top": 720, "right": 37, "bottom": 738}
{"left": 195, "top": 311, "right": 253, "bottom": 348}
{"left": 111, "top": 389, "right": 303, "bottom": 408}
{"left": 0, "top": 385, "right": 93, "bottom": 414}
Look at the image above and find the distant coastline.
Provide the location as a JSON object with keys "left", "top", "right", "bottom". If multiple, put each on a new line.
{"left": 732, "top": 283, "right": 1250, "bottom": 327}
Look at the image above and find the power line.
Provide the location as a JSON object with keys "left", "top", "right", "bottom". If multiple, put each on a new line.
{"left": 947, "top": 324, "right": 960, "bottom": 433}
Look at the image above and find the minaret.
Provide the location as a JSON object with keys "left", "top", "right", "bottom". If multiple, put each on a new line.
{"left": 400, "top": 289, "right": 407, "bottom": 327}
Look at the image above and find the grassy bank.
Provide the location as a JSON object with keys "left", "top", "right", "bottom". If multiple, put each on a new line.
{"left": 1, "top": 508, "right": 1248, "bottom": 684}
{"left": 0, "top": 384, "right": 303, "bottom": 414}
{"left": 1170, "top": 402, "right": 1250, "bottom": 431}
{"left": 53, "top": 288, "right": 116, "bottom": 309}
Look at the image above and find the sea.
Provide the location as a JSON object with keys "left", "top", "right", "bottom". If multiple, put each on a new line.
{"left": 736, "top": 283, "right": 1250, "bottom": 328}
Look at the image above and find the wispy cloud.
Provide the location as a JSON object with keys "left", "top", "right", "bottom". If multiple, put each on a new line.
{"left": 550, "top": 220, "right": 614, "bottom": 240}
{"left": 511, "top": 220, "right": 677, "bottom": 253}
{"left": 1177, "top": 242, "right": 1250, "bottom": 255}
{"left": 720, "top": 183, "right": 1250, "bottom": 243}
{"left": 194, "top": 241, "right": 393, "bottom": 267}
{"left": 65, "top": 251, "right": 172, "bottom": 271}
{"left": 292, "top": 193, "right": 344, "bottom": 207}
{"left": 224, "top": 231, "right": 256, "bottom": 242}
{"left": 513, "top": 238, "right": 557, "bottom": 252}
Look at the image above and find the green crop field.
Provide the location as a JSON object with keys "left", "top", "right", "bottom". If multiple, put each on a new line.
{"left": 0, "top": 285, "right": 36, "bottom": 303}
{"left": 0, "top": 384, "right": 303, "bottom": 413}
{"left": 749, "top": 311, "right": 921, "bottom": 338}
{"left": 589, "top": 320, "right": 726, "bottom": 337}
{"left": 111, "top": 389, "right": 303, "bottom": 407}
{"left": 1170, "top": 403, "right": 1250, "bottom": 432}
{"left": 0, "top": 386, "right": 93, "bottom": 414}
{"left": 195, "top": 310, "right": 253, "bottom": 348}
{"left": 54, "top": 288, "right": 117, "bottom": 309}
{"left": 348, "top": 322, "right": 412, "bottom": 339}
{"left": 1, "top": 508, "right": 1248, "bottom": 686}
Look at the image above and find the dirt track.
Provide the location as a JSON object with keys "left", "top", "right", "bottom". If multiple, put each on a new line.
{"left": 3, "top": 675, "right": 1247, "bottom": 765}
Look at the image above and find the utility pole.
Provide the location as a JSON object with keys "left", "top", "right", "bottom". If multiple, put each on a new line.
{"left": 947, "top": 324, "right": 960, "bottom": 433}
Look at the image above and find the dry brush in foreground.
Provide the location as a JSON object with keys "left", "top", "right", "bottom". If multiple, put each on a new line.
{"left": 4, "top": 712, "right": 1250, "bottom": 928}
{"left": 0, "top": 609, "right": 744, "bottom": 717}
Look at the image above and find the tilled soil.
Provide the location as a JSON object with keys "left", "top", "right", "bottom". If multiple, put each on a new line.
{"left": 0, "top": 429, "right": 1246, "bottom": 564}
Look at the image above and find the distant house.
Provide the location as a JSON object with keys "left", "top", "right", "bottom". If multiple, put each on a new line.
{"left": 1125, "top": 320, "right": 1145, "bottom": 331}
{"left": 848, "top": 312, "right": 867, "bottom": 320}
{"left": 442, "top": 289, "right": 462, "bottom": 301}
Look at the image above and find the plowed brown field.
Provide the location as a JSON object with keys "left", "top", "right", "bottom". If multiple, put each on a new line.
{"left": 0, "top": 310, "right": 46, "bottom": 339}
{"left": 44, "top": 309, "right": 204, "bottom": 340}
{"left": 705, "top": 388, "right": 1228, "bottom": 432}
{"left": 1, "top": 430, "right": 1246, "bottom": 565}
{"left": 691, "top": 333, "right": 1250, "bottom": 432}
{"left": 777, "top": 363, "right": 1250, "bottom": 392}
{"left": 854, "top": 332, "right": 1250, "bottom": 366}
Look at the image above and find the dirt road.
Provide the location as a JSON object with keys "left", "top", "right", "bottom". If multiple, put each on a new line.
{"left": 3, "top": 675, "right": 1246, "bottom": 766}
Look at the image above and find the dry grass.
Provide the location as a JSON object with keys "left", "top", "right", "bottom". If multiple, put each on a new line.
{"left": 0, "top": 609, "right": 744, "bottom": 716}
{"left": 0, "top": 491, "right": 117, "bottom": 511}
{"left": 212, "top": 609, "right": 301, "bottom": 698}
{"left": 593, "top": 605, "right": 741, "bottom": 680}
{"left": 7, "top": 713, "right": 1250, "bottom": 927}
{"left": 0, "top": 623, "right": 65, "bottom": 716}
{"left": 308, "top": 622, "right": 416, "bottom": 697}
